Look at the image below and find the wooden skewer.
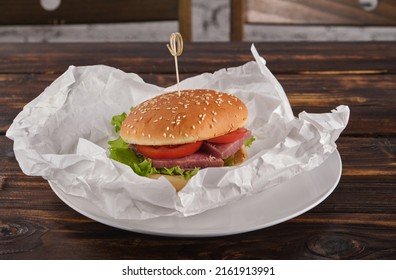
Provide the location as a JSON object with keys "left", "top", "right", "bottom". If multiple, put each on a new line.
{"left": 167, "top": 32, "right": 183, "bottom": 96}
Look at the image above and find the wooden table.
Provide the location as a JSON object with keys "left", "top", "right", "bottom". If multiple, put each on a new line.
{"left": 0, "top": 42, "right": 395, "bottom": 260}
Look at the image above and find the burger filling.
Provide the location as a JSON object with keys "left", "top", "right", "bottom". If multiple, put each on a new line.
{"left": 108, "top": 112, "right": 255, "bottom": 180}
{"left": 139, "top": 128, "right": 252, "bottom": 169}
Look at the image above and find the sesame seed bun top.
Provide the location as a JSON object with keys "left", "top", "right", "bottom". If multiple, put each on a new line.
{"left": 120, "top": 89, "right": 248, "bottom": 145}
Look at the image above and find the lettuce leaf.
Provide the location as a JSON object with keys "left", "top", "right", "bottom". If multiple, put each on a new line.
{"left": 183, "top": 167, "right": 200, "bottom": 180}
{"left": 108, "top": 136, "right": 156, "bottom": 176}
{"left": 224, "top": 155, "right": 235, "bottom": 166}
{"left": 244, "top": 136, "right": 256, "bottom": 148}
{"left": 111, "top": 112, "right": 127, "bottom": 133}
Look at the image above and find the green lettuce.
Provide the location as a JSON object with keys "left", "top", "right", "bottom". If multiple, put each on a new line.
{"left": 223, "top": 136, "right": 256, "bottom": 166}
{"left": 111, "top": 112, "right": 127, "bottom": 133}
{"left": 244, "top": 136, "right": 256, "bottom": 148}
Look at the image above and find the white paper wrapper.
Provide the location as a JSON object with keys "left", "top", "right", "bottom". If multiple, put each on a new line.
{"left": 6, "top": 45, "right": 349, "bottom": 220}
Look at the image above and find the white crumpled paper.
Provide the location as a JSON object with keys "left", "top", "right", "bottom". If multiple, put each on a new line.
{"left": 6, "top": 45, "right": 349, "bottom": 220}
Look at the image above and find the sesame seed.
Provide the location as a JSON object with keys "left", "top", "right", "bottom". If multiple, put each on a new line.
{"left": 166, "top": 127, "right": 170, "bottom": 131}
{"left": 212, "top": 117, "right": 217, "bottom": 122}
{"left": 142, "top": 133, "right": 145, "bottom": 136}
{"left": 192, "top": 125, "right": 196, "bottom": 129}
{"left": 163, "top": 133, "right": 167, "bottom": 138}
{"left": 148, "top": 134, "right": 151, "bottom": 138}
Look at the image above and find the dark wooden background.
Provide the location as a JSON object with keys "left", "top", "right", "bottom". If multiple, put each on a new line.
{"left": 0, "top": 42, "right": 395, "bottom": 259}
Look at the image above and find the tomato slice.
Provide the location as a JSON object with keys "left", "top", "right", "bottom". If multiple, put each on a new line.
{"left": 207, "top": 128, "right": 248, "bottom": 144}
{"left": 134, "top": 141, "right": 203, "bottom": 159}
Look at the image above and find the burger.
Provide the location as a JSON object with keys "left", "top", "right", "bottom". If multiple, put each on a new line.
{"left": 109, "top": 89, "right": 254, "bottom": 191}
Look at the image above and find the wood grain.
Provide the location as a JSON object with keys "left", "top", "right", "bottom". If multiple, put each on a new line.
{"left": 0, "top": 42, "right": 395, "bottom": 260}
{"left": 1, "top": 73, "right": 395, "bottom": 135}
{"left": 231, "top": 0, "right": 245, "bottom": 41}
{"left": 0, "top": 42, "right": 395, "bottom": 75}
{"left": 0, "top": 212, "right": 395, "bottom": 259}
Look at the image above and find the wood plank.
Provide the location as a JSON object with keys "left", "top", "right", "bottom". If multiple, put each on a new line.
{"left": 178, "top": 0, "right": 192, "bottom": 42}
{"left": 336, "top": 137, "right": 396, "bottom": 177}
{"left": 0, "top": 42, "right": 395, "bottom": 74}
{"left": 231, "top": 0, "right": 245, "bottom": 41}
{"left": 0, "top": 212, "right": 395, "bottom": 259}
{"left": 314, "top": 176, "right": 396, "bottom": 215}
{"left": 1, "top": 73, "right": 395, "bottom": 135}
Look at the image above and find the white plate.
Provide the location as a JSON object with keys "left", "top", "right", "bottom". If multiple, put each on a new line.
{"left": 49, "top": 150, "right": 342, "bottom": 237}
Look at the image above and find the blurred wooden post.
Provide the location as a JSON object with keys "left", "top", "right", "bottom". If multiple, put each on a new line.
{"left": 179, "top": 0, "right": 192, "bottom": 41}
{"left": 231, "top": 0, "right": 245, "bottom": 41}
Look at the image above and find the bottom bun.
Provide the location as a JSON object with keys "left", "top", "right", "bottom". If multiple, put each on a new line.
{"left": 148, "top": 147, "right": 248, "bottom": 192}
{"left": 148, "top": 173, "right": 188, "bottom": 192}
{"left": 233, "top": 146, "right": 248, "bottom": 166}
